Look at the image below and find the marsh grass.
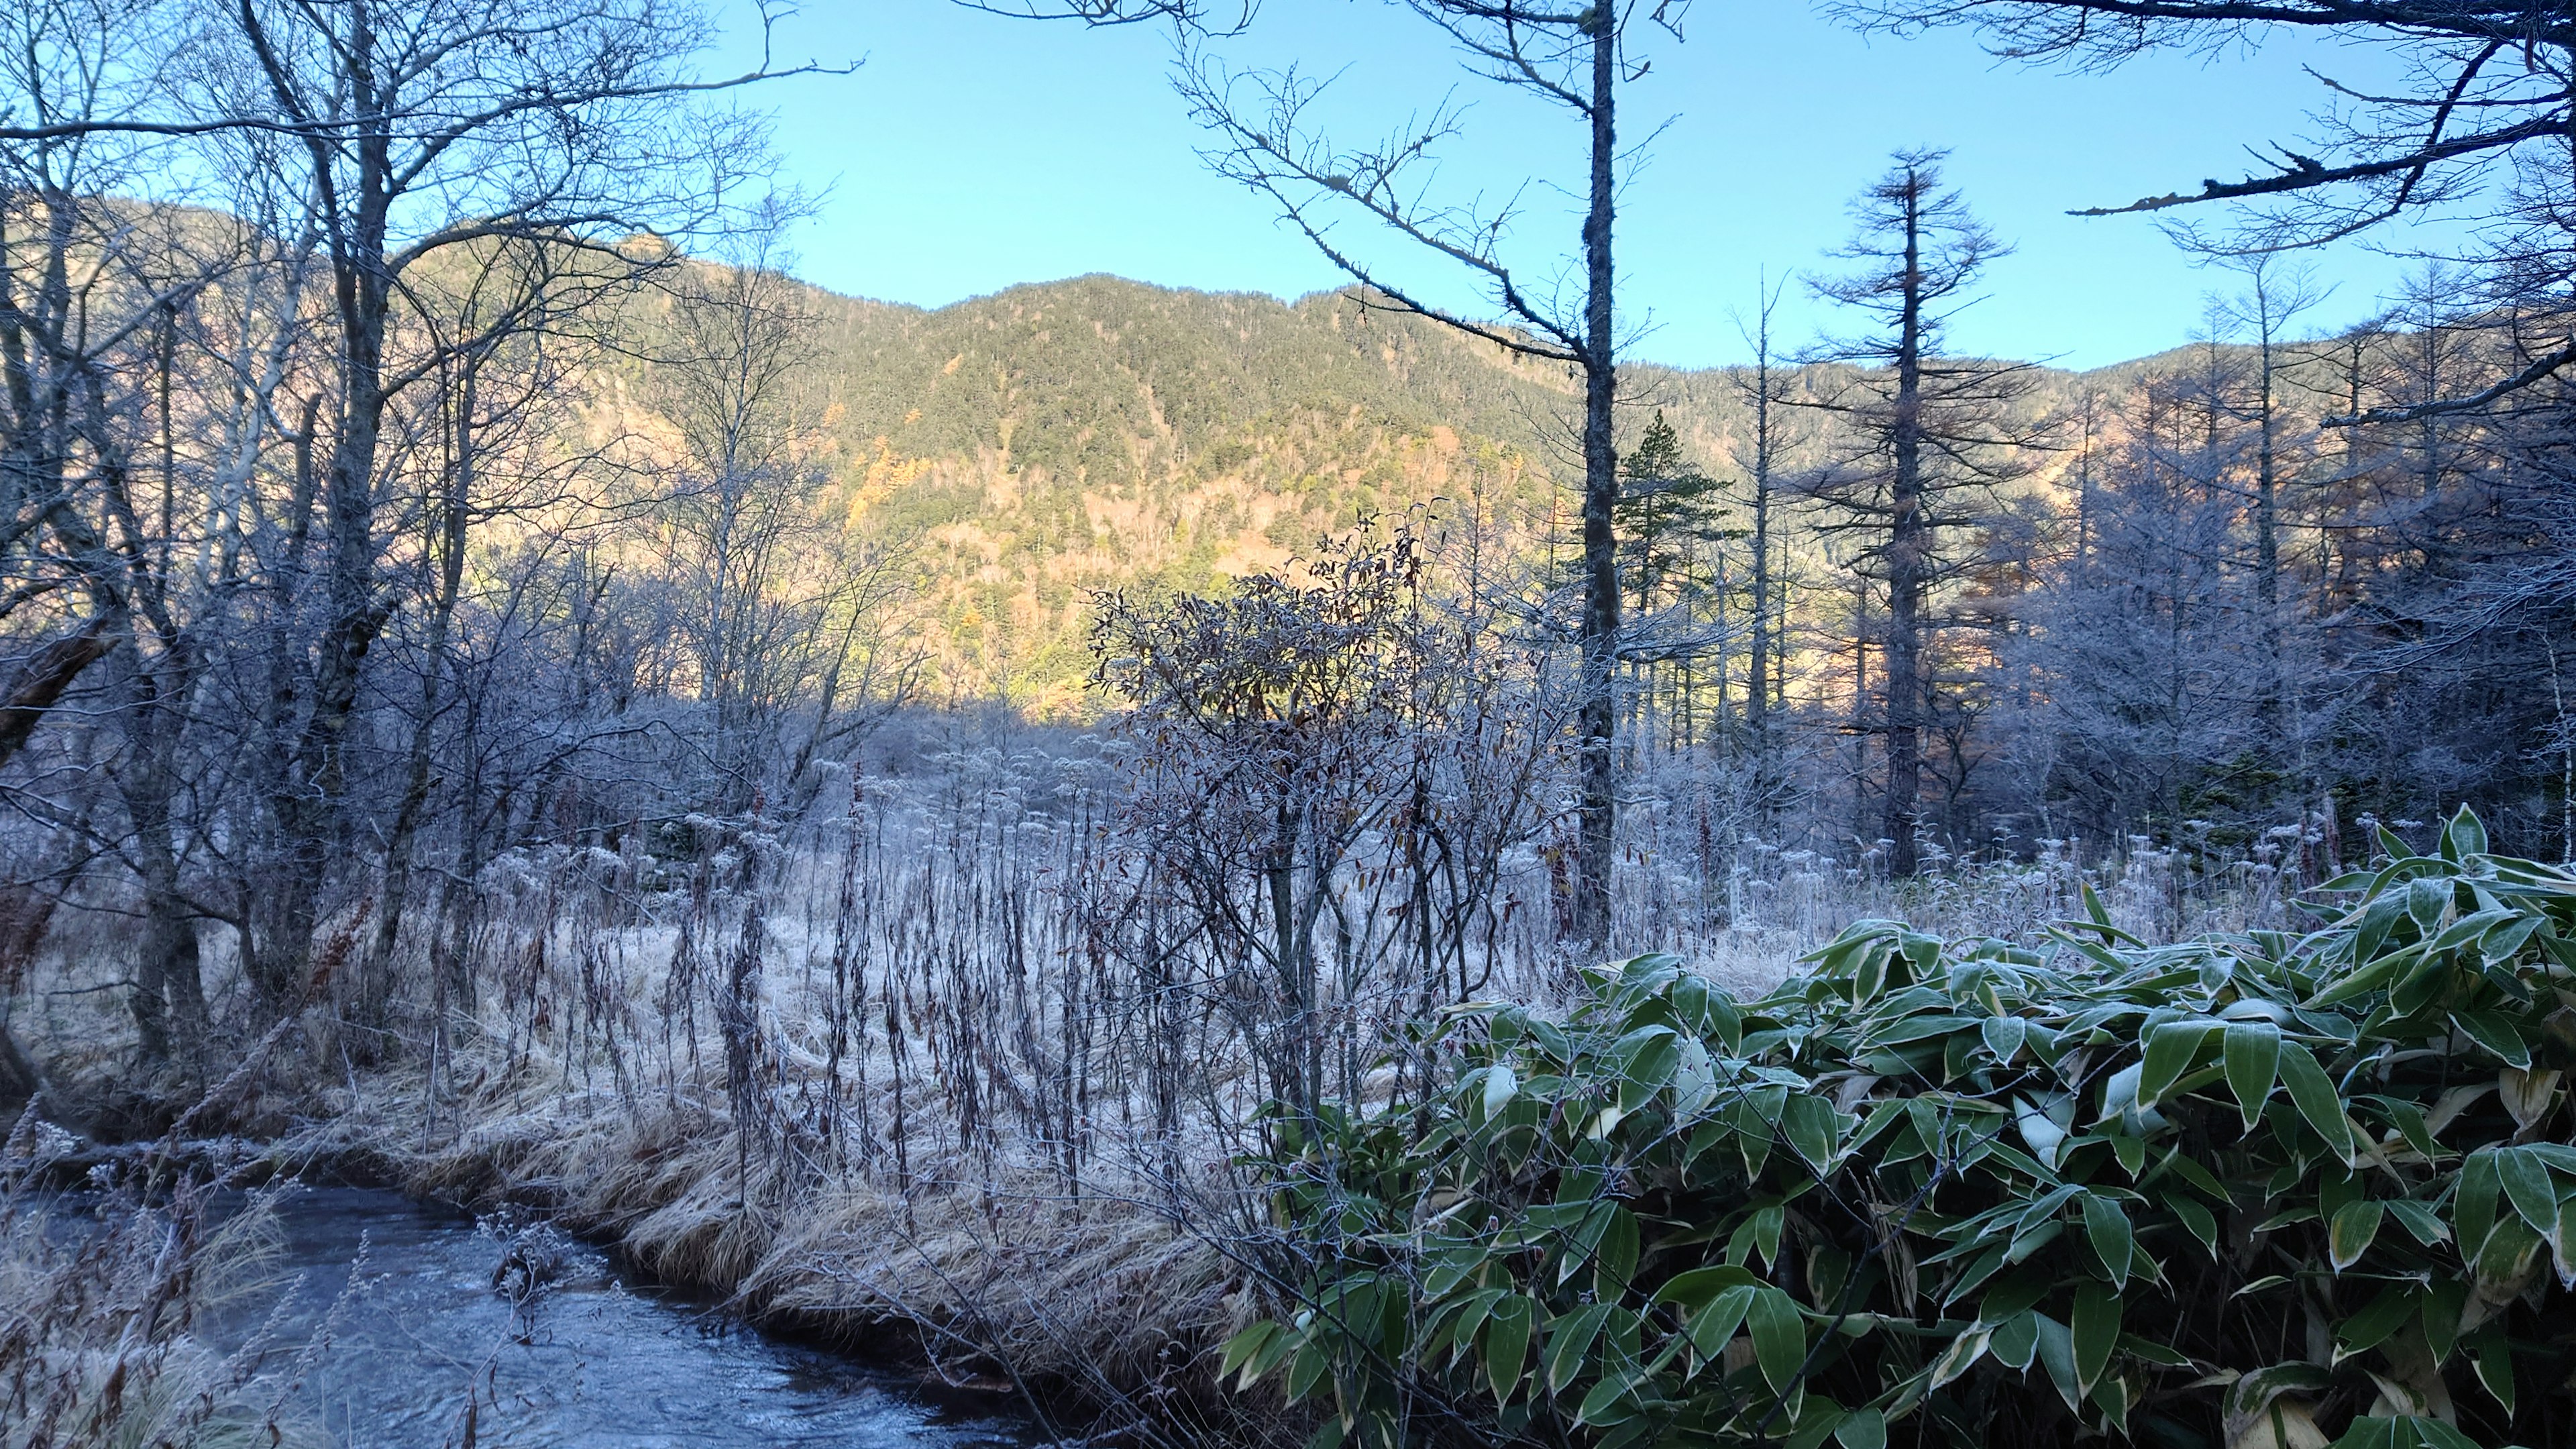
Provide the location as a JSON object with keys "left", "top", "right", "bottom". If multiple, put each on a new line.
{"left": 7, "top": 734, "right": 2340, "bottom": 1442}
{"left": 0, "top": 1112, "right": 331, "bottom": 1449}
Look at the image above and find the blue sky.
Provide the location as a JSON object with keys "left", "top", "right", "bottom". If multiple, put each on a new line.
{"left": 714, "top": 2, "right": 2440, "bottom": 370}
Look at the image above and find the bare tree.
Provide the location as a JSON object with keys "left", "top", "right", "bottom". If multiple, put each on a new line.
{"left": 188, "top": 0, "right": 821, "bottom": 1014}
{"left": 640, "top": 215, "right": 920, "bottom": 816}
{"left": 2211, "top": 253, "right": 2328, "bottom": 778}
{"left": 1169, "top": 1, "right": 1690, "bottom": 947}
{"left": 1734, "top": 272, "right": 1796, "bottom": 823}
{"left": 1798, "top": 152, "right": 2048, "bottom": 873}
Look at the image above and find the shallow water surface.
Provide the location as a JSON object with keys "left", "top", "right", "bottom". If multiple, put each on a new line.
{"left": 209, "top": 1187, "right": 1040, "bottom": 1449}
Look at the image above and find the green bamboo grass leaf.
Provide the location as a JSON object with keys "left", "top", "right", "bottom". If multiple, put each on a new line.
{"left": 1485, "top": 1294, "right": 1532, "bottom": 1405}
{"left": 2497, "top": 1146, "right": 2559, "bottom": 1236}
{"left": 2306, "top": 946, "right": 2412, "bottom": 1008}
{"left": 1573, "top": 1368, "right": 1641, "bottom": 1428}
{"left": 2072, "top": 1282, "right": 2120, "bottom": 1392}
{"left": 1982, "top": 1014, "right": 2026, "bottom": 1063}
{"left": 2334, "top": 1287, "right": 2420, "bottom": 1358}
{"left": 2162, "top": 1147, "right": 2229, "bottom": 1197}
{"left": 1613, "top": 1026, "right": 1680, "bottom": 1112}
{"left": 2444, "top": 805, "right": 2487, "bottom": 860}
{"left": 2328, "top": 1200, "right": 2383, "bottom": 1271}
{"left": 2368, "top": 1096, "right": 2438, "bottom": 1159}
{"left": 1222, "top": 1322, "right": 1279, "bottom": 1387}
{"left": 2015, "top": 1096, "right": 2068, "bottom": 1172}
{"left": 2469, "top": 1324, "right": 2515, "bottom": 1412}
{"left": 2137, "top": 1020, "right": 2214, "bottom": 1108}
{"left": 1833, "top": 1407, "right": 1888, "bottom": 1449}
{"left": 2090, "top": 1373, "right": 2133, "bottom": 1436}
{"left": 2116, "top": 1334, "right": 2193, "bottom": 1368}
{"left": 1986, "top": 1309, "right": 2039, "bottom": 1371}
{"left": 2456, "top": 1149, "right": 2502, "bottom": 1258}
{"left": 1652, "top": 1264, "right": 1759, "bottom": 1311}
{"left": 2388, "top": 951, "right": 2454, "bottom": 1017}
{"left": 1683, "top": 1284, "right": 1760, "bottom": 1360}
{"left": 2385, "top": 1199, "right": 2447, "bottom": 1247}
{"left": 1594, "top": 1204, "right": 1639, "bottom": 1295}
{"left": 2479, "top": 913, "right": 2540, "bottom": 963}
{"left": 1722, "top": 1201, "right": 1790, "bottom": 1273}
{"left": 2080, "top": 1194, "right": 2134, "bottom": 1287}
{"left": 1544, "top": 1303, "right": 1610, "bottom": 1395}
{"left": 2420, "top": 1279, "right": 2466, "bottom": 1364}
{"left": 2449, "top": 1011, "right": 2531, "bottom": 1069}
{"left": 1929, "top": 1324, "right": 1992, "bottom": 1387}
{"left": 2223, "top": 1020, "right": 2280, "bottom": 1131}
{"left": 2407, "top": 877, "right": 2447, "bottom": 929}
{"left": 1781, "top": 1093, "right": 1838, "bottom": 1171}
{"left": 2277, "top": 1041, "right": 2356, "bottom": 1164}
{"left": 1285, "top": 1340, "right": 1328, "bottom": 1402}
{"left": 1747, "top": 1285, "right": 1805, "bottom": 1393}
{"left": 2427, "top": 908, "right": 2513, "bottom": 955}
{"left": 2165, "top": 1191, "right": 2220, "bottom": 1258}
{"left": 1427, "top": 1288, "right": 1505, "bottom": 1362}
{"left": 1481, "top": 1063, "right": 1517, "bottom": 1119}
{"left": 2033, "top": 1313, "right": 2082, "bottom": 1413}
{"left": 1854, "top": 943, "right": 1887, "bottom": 1002}
{"left": 2353, "top": 890, "right": 2406, "bottom": 967}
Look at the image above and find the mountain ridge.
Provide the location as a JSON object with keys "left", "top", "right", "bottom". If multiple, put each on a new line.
{"left": 754, "top": 271, "right": 2216, "bottom": 710}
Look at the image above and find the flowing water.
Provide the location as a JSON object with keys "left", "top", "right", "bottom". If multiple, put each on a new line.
{"left": 202, "top": 1186, "right": 1044, "bottom": 1449}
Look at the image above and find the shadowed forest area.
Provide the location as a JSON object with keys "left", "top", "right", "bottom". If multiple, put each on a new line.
{"left": 4, "top": 2, "right": 2576, "bottom": 1448}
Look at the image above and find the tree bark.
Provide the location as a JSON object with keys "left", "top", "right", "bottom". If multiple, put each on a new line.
{"left": 1882, "top": 172, "right": 1928, "bottom": 877}
{"left": 1746, "top": 299, "right": 1778, "bottom": 826}
{"left": 0, "top": 618, "right": 111, "bottom": 771}
{"left": 1574, "top": 10, "right": 1620, "bottom": 949}
{"left": 356, "top": 355, "right": 478, "bottom": 1043}
{"left": 246, "top": 4, "right": 400, "bottom": 1015}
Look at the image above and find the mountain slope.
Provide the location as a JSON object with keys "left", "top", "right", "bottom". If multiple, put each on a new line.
{"left": 783, "top": 274, "right": 2095, "bottom": 710}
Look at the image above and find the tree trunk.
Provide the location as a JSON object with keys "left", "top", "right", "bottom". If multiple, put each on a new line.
{"left": 2254, "top": 318, "right": 2285, "bottom": 768}
{"left": 1747, "top": 304, "right": 1777, "bottom": 826}
{"left": 1882, "top": 174, "right": 1928, "bottom": 877}
{"left": 356, "top": 356, "right": 476, "bottom": 1044}
{"left": 0, "top": 619, "right": 111, "bottom": 772}
{"left": 256, "top": 117, "right": 399, "bottom": 1018}
{"left": 1574, "top": 11, "right": 1620, "bottom": 948}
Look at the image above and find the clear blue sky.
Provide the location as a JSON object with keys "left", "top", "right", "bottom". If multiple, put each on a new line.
{"left": 714, "top": 1, "right": 2438, "bottom": 370}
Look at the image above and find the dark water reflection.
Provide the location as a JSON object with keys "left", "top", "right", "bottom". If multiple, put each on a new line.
{"left": 204, "top": 1187, "right": 1041, "bottom": 1449}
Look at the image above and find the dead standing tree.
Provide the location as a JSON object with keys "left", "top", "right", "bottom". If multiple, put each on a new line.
{"left": 1169, "top": 1, "right": 1689, "bottom": 951}
{"left": 1735, "top": 273, "right": 1798, "bottom": 825}
{"left": 1797, "top": 153, "right": 2047, "bottom": 875}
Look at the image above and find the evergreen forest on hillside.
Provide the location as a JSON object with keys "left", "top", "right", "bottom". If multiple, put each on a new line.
{"left": 3, "top": 3, "right": 2576, "bottom": 1449}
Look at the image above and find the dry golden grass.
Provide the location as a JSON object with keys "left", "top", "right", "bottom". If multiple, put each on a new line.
{"left": 0, "top": 1123, "right": 317, "bottom": 1449}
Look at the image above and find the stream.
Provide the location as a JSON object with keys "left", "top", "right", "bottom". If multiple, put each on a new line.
{"left": 201, "top": 1186, "right": 1046, "bottom": 1449}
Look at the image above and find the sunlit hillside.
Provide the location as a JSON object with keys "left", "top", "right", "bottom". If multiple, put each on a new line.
{"left": 749, "top": 272, "right": 2119, "bottom": 712}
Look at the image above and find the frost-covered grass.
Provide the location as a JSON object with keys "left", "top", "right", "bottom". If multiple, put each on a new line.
{"left": 7, "top": 737, "right": 2350, "bottom": 1444}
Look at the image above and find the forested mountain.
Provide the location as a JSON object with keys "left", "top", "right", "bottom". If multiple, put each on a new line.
{"left": 770, "top": 276, "right": 1587, "bottom": 706}
{"left": 757, "top": 274, "right": 1839, "bottom": 708}
{"left": 721, "top": 270, "right": 2569, "bottom": 861}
